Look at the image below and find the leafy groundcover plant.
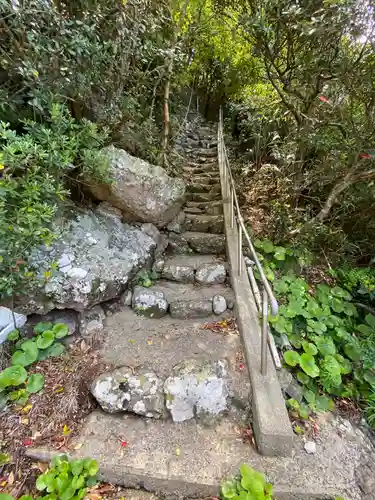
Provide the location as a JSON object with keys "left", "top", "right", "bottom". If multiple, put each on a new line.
{"left": 0, "top": 455, "right": 99, "bottom": 500}
{"left": 0, "top": 321, "right": 69, "bottom": 409}
{"left": 221, "top": 464, "right": 273, "bottom": 500}
{"left": 253, "top": 239, "right": 375, "bottom": 423}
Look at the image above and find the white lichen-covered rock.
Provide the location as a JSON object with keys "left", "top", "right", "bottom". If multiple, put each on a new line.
{"left": 132, "top": 286, "right": 168, "bottom": 318}
{"left": 16, "top": 208, "right": 156, "bottom": 315}
{"left": 162, "top": 264, "right": 195, "bottom": 283}
{"left": 91, "top": 368, "right": 164, "bottom": 418}
{"left": 212, "top": 295, "right": 227, "bottom": 315}
{"left": 87, "top": 146, "right": 186, "bottom": 228}
{"left": 164, "top": 359, "right": 229, "bottom": 423}
{"left": 195, "top": 263, "right": 226, "bottom": 285}
{"left": 79, "top": 305, "right": 105, "bottom": 339}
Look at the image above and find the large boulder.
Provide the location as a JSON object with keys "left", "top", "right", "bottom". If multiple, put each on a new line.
{"left": 87, "top": 146, "right": 186, "bottom": 228}
{"left": 16, "top": 208, "right": 156, "bottom": 315}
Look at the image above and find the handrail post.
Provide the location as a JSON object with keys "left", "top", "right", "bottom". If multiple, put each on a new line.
{"left": 238, "top": 224, "right": 242, "bottom": 276}
{"left": 261, "top": 288, "right": 268, "bottom": 376}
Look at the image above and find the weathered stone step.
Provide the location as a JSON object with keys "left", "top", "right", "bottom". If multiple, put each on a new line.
{"left": 187, "top": 182, "right": 221, "bottom": 194}
{"left": 182, "top": 231, "right": 226, "bottom": 254}
{"left": 184, "top": 213, "right": 224, "bottom": 234}
{"left": 186, "top": 192, "right": 221, "bottom": 203}
{"left": 186, "top": 200, "right": 223, "bottom": 215}
{"left": 183, "top": 176, "right": 219, "bottom": 186}
{"left": 161, "top": 254, "right": 228, "bottom": 284}
{"left": 183, "top": 165, "right": 218, "bottom": 175}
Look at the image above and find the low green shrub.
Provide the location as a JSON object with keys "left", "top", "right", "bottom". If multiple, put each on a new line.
{"left": 0, "top": 103, "right": 109, "bottom": 301}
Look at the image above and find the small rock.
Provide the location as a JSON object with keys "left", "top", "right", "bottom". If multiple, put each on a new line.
{"left": 244, "top": 256, "right": 255, "bottom": 267}
{"left": 304, "top": 441, "right": 316, "bottom": 454}
{"left": 195, "top": 263, "right": 226, "bottom": 285}
{"left": 167, "top": 233, "right": 192, "bottom": 254}
{"left": 153, "top": 259, "right": 165, "bottom": 273}
{"left": 91, "top": 367, "right": 164, "bottom": 418}
{"left": 141, "top": 223, "right": 167, "bottom": 257}
{"left": 169, "top": 299, "right": 212, "bottom": 319}
{"left": 121, "top": 289, "right": 133, "bottom": 307}
{"left": 213, "top": 295, "right": 227, "bottom": 315}
{"left": 162, "top": 264, "right": 194, "bottom": 283}
{"left": 58, "top": 253, "right": 74, "bottom": 271}
{"left": 164, "top": 359, "right": 228, "bottom": 423}
{"left": 132, "top": 286, "right": 168, "bottom": 318}
{"left": 278, "top": 368, "right": 303, "bottom": 403}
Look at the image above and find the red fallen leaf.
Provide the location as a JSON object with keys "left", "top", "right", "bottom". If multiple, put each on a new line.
{"left": 120, "top": 441, "right": 127, "bottom": 447}
{"left": 360, "top": 152, "right": 371, "bottom": 159}
{"left": 239, "top": 363, "right": 245, "bottom": 370}
{"left": 23, "top": 439, "right": 33, "bottom": 446}
{"left": 319, "top": 95, "right": 329, "bottom": 103}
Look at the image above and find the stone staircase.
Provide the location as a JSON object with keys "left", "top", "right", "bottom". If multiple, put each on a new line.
{"left": 28, "top": 121, "right": 368, "bottom": 500}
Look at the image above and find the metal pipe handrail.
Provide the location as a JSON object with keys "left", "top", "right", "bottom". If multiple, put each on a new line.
{"left": 218, "top": 107, "right": 279, "bottom": 375}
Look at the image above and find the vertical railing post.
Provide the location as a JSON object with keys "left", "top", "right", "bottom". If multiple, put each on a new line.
{"left": 261, "top": 288, "right": 268, "bottom": 376}
{"left": 230, "top": 189, "right": 234, "bottom": 228}
{"left": 238, "top": 224, "right": 242, "bottom": 276}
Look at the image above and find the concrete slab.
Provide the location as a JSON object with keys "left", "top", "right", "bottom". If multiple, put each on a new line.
{"left": 97, "top": 307, "right": 250, "bottom": 407}
{"left": 27, "top": 411, "right": 373, "bottom": 500}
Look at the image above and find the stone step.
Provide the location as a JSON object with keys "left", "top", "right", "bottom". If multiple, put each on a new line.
{"left": 183, "top": 165, "right": 219, "bottom": 175}
{"left": 183, "top": 176, "right": 219, "bottom": 185}
{"left": 161, "top": 254, "right": 228, "bottom": 284}
{"left": 182, "top": 231, "right": 226, "bottom": 254}
{"left": 186, "top": 192, "right": 221, "bottom": 203}
{"left": 183, "top": 206, "right": 204, "bottom": 215}
{"left": 187, "top": 182, "right": 221, "bottom": 194}
{"left": 132, "top": 281, "right": 234, "bottom": 319}
{"left": 184, "top": 213, "right": 224, "bottom": 234}
{"left": 186, "top": 200, "right": 223, "bottom": 215}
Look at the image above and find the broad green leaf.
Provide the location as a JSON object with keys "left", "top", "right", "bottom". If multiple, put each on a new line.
{"left": 303, "top": 388, "right": 316, "bottom": 404}
{"left": 36, "top": 473, "right": 48, "bottom": 491}
{"left": 36, "top": 330, "right": 55, "bottom": 349}
{"left": 27, "top": 373, "right": 45, "bottom": 393}
{"left": 335, "top": 354, "right": 352, "bottom": 374}
{"left": 289, "top": 334, "right": 302, "bottom": 349}
{"left": 71, "top": 459, "right": 84, "bottom": 476}
{"left": 356, "top": 324, "right": 373, "bottom": 336}
{"left": 320, "top": 355, "right": 342, "bottom": 390}
{"left": 331, "top": 298, "right": 344, "bottom": 314}
{"left": 296, "top": 370, "right": 310, "bottom": 384}
{"left": 331, "top": 286, "right": 351, "bottom": 300}
{"left": 273, "top": 246, "right": 286, "bottom": 260}
{"left": 274, "top": 278, "right": 289, "bottom": 294}
{"left": 315, "top": 395, "right": 334, "bottom": 412}
{"left": 299, "top": 403, "right": 310, "bottom": 419}
{"left": 262, "top": 240, "right": 274, "bottom": 253}
{"left": 11, "top": 350, "right": 35, "bottom": 367}
{"left": 21, "top": 340, "right": 39, "bottom": 359}
{"left": 284, "top": 350, "right": 300, "bottom": 367}
{"left": 52, "top": 323, "right": 69, "bottom": 339}
{"left": 302, "top": 341, "right": 318, "bottom": 355}
{"left": 300, "top": 353, "right": 319, "bottom": 378}
{"left": 315, "top": 336, "right": 336, "bottom": 356}
{"left": 253, "top": 239, "right": 263, "bottom": 249}
{"left": 60, "top": 486, "right": 76, "bottom": 500}
{"left": 42, "top": 342, "right": 65, "bottom": 360}
{"left": 83, "top": 458, "right": 99, "bottom": 476}
{"left": 0, "top": 392, "right": 8, "bottom": 410}
{"left": 8, "top": 329, "right": 19, "bottom": 341}
{"left": 0, "top": 494, "right": 14, "bottom": 500}
{"left": 365, "top": 313, "right": 375, "bottom": 330}
{"left": 0, "top": 365, "right": 27, "bottom": 388}
{"left": 19, "top": 496, "right": 33, "bottom": 500}
{"left": 344, "top": 342, "right": 362, "bottom": 362}
{"left": 34, "top": 322, "right": 53, "bottom": 335}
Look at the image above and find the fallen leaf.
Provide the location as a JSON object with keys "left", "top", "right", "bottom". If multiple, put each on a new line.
{"left": 360, "top": 152, "right": 371, "bottom": 159}
{"left": 120, "top": 441, "right": 127, "bottom": 447}
{"left": 87, "top": 494, "right": 102, "bottom": 500}
{"left": 36, "top": 462, "right": 49, "bottom": 473}
{"left": 23, "top": 439, "right": 33, "bottom": 447}
{"left": 22, "top": 404, "right": 32, "bottom": 413}
{"left": 318, "top": 95, "right": 329, "bottom": 103}
{"left": 55, "top": 387, "right": 64, "bottom": 394}
{"left": 72, "top": 442, "right": 83, "bottom": 450}
{"left": 31, "top": 430, "right": 42, "bottom": 440}
{"left": 147, "top": 339, "right": 153, "bottom": 345}
{"left": 175, "top": 446, "right": 181, "bottom": 456}
{"left": 129, "top": 339, "right": 135, "bottom": 344}
{"left": 0, "top": 480, "right": 7, "bottom": 487}
{"left": 8, "top": 471, "right": 14, "bottom": 485}
{"left": 63, "top": 424, "right": 71, "bottom": 436}
{"left": 21, "top": 418, "right": 29, "bottom": 425}
{"left": 239, "top": 363, "right": 245, "bottom": 370}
